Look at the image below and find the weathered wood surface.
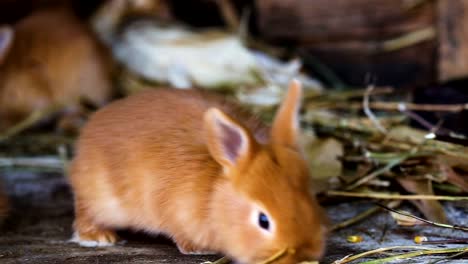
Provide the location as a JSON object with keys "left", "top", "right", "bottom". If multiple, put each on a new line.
{"left": 0, "top": 169, "right": 467, "bottom": 263}
{"left": 438, "top": 0, "right": 468, "bottom": 82}
{"left": 256, "top": 0, "right": 434, "bottom": 42}
{"left": 0, "top": 170, "right": 220, "bottom": 264}
{"left": 256, "top": 0, "right": 437, "bottom": 87}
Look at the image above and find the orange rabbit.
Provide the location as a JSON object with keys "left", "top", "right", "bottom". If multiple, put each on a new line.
{"left": 0, "top": 7, "right": 112, "bottom": 131}
{"left": 69, "top": 80, "right": 327, "bottom": 263}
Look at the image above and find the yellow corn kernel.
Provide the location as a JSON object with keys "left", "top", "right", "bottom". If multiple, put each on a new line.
{"left": 414, "top": 236, "right": 428, "bottom": 244}
{"left": 347, "top": 235, "right": 363, "bottom": 243}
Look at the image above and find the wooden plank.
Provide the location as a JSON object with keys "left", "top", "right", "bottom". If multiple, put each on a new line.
{"left": 256, "top": 0, "right": 436, "bottom": 87}
{"left": 438, "top": 0, "right": 468, "bottom": 81}
{"left": 256, "top": 0, "right": 434, "bottom": 42}
{"left": 0, "top": 169, "right": 467, "bottom": 263}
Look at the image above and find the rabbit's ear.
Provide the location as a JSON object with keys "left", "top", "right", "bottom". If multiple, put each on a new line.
{"left": 204, "top": 108, "right": 257, "bottom": 172}
{"left": 271, "top": 79, "right": 302, "bottom": 150}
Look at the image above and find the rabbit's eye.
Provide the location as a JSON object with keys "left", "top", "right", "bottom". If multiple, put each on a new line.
{"left": 258, "top": 212, "right": 270, "bottom": 231}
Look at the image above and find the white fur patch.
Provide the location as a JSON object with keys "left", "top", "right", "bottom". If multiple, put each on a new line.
{"left": 69, "top": 232, "right": 115, "bottom": 247}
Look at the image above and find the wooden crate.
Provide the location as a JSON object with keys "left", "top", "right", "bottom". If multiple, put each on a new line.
{"left": 256, "top": 0, "right": 468, "bottom": 86}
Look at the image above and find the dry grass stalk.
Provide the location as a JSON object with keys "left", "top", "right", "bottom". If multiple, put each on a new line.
{"left": 258, "top": 247, "right": 289, "bottom": 264}
{"left": 200, "top": 257, "right": 230, "bottom": 264}
{"left": 330, "top": 201, "right": 402, "bottom": 231}
{"left": 326, "top": 191, "right": 468, "bottom": 201}
{"left": 376, "top": 203, "right": 468, "bottom": 232}
{"left": 214, "top": 0, "right": 240, "bottom": 32}
{"left": 344, "top": 155, "right": 410, "bottom": 190}
{"left": 363, "top": 85, "right": 387, "bottom": 134}
{"left": 312, "top": 101, "right": 468, "bottom": 113}
{"left": 422, "top": 238, "right": 468, "bottom": 244}
{"left": 0, "top": 157, "right": 64, "bottom": 170}
{"left": 427, "top": 249, "right": 468, "bottom": 264}
{"left": 333, "top": 246, "right": 468, "bottom": 264}
{"left": 380, "top": 27, "right": 436, "bottom": 52}
{"left": 200, "top": 248, "right": 290, "bottom": 264}
{"left": 332, "top": 246, "right": 434, "bottom": 264}
{"left": 359, "top": 247, "right": 468, "bottom": 264}
{"left": 304, "top": 87, "right": 395, "bottom": 101}
{"left": 0, "top": 104, "right": 62, "bottom": 142}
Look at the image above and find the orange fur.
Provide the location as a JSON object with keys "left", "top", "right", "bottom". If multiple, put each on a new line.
{"left": 69, "top": 81, "right": 326, "bottom": 263}
{"left": 0, "top": 7, "right": 112, "bottom": 130}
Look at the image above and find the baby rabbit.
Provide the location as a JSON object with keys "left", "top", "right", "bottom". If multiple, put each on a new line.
{"left": 0, "top": 7, "right": 112, "bottom": 131}
{"left": 69, "top": 80, "right": 326, "bottom": 263}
